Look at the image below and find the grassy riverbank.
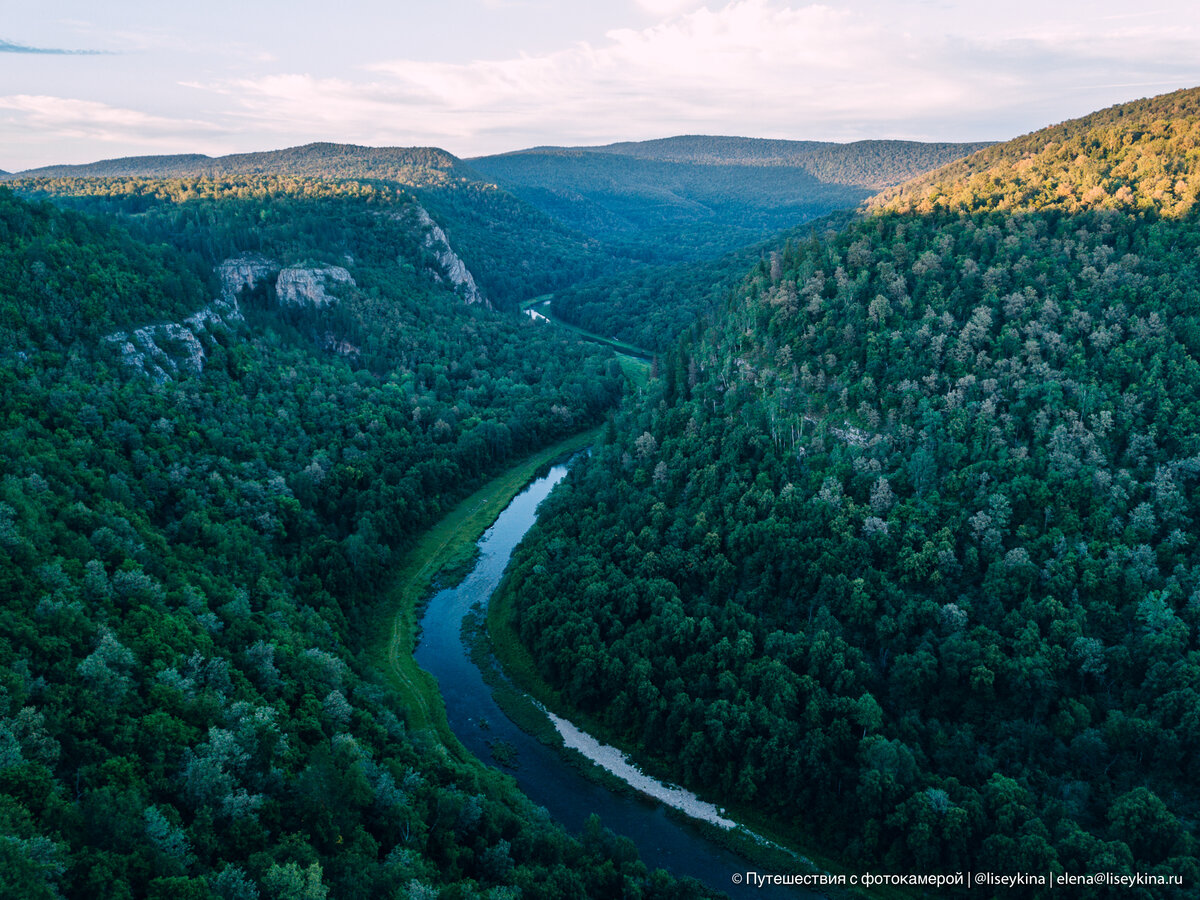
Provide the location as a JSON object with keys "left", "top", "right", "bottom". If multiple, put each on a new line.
{"left": 364, "top": 426, "right": 599, "bottom": 757}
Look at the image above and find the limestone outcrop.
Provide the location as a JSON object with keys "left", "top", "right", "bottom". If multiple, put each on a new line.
{"left": 217, "top": 256, "right": 278, "bottom": 300}
{"left": 105, "top": 299, "right": 242, "bottom": 384}
{"left": 275, "top": 265, "right": 355, "bottom": 307}
{"left": 413, "top": 206, "right": 487, "bottom": 306}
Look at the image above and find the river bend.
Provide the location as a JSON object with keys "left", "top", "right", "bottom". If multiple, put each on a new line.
{"left": 414, "top": 462, "right": 819, "bottom": 899}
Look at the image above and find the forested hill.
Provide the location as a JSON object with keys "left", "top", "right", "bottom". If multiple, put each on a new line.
{"left": 875, "top": 86, "right": 1200, "bottom": 216}
{"left": 5, "top": 143, "right": 477, "bottom": 188}
{"left": 0, "top": 180, "right": 717, "bottom": 897}
{"left": 502, "top": 87, "right": 1200, "bottom": 895}
{"left": 468, "top": 137, "right": 988, "bottom": 260}
{"left": 568, "top": 136, "right": 995, "bottom": 187}
{"left": 7, "top": 145, "right": 625, "bottom": 310}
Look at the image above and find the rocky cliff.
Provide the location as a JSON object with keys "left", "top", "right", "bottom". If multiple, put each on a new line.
{"left": 413, "top": 206, "right": 487, "bottom": 307}
{"left": 275, "top": 265, "right": 355, "bottom": 307}
{"left": 105, "top": 299, "right": 243, "bottom": 384}
{"left": 217, "top": 256, "right": 278, "bottom": 299}
{"left": 105, "top": 258, "right": 366, "bottom": 380}
{"left": 105, "top": 256, "right": 280, "bottom": 382}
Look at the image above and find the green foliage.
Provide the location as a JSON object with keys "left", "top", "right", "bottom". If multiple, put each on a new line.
{"left": 549, "top": 212, "right": 856, "bottom": 351}
{"left": 877, "top": 87, "right": 1200, "bottom": 218}
{"left": 470, "top": 137, "right": 989, "bottom": 262}
{"left": 505, "top": 90, "right": 1200, "bottom": 896}
{"left": 0, "top": 187, "right": 209, "bottom": 349}
{"left": 0, "top": 186, "right": 704, "bottom": 898}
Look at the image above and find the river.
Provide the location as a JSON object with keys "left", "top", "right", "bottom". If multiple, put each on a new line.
{"left": 414, "top": 460, "right": 821, "bottom": 899}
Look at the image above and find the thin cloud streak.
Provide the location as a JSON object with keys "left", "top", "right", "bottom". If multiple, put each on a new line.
{"left": 0, "top": 38, "right": 111, "bottom": 55}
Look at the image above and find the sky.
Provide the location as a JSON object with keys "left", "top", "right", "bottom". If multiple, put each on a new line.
{"left": 2, "top": 0, "right": 1199, "bottom": 171}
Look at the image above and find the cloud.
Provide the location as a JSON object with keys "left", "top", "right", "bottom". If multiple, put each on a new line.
{"left": 133, "top": 1, "right": 1200, "bottom": 154}
{"left": 0, "top": 95, "right": 223, "bottom": 145}
{"left": 0, "top": 38, "right": 110, "bottom": 55}
{"left": 633, "top": 0, "right": 707, "bottom": 15}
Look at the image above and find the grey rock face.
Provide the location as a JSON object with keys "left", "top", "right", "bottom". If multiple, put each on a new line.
{"left": 413, "top": 206, "right": 487, "bottom": 306}
{"left": 217, "top": 256, "right": 278, "bottom": 302}
{"left": 275, "top": 265, "right": 355, "bottom": 307}
{"left": 105, "top": 298, "right": 243, "bottom": 384}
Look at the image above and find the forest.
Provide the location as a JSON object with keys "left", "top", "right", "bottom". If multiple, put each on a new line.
{"left": 469, "top": 137, "right": 988, "bottom": 261}
{"left": 546, "top": 212, "right": 857, "bottom": 352}
{"left": 7, "top": 83, "right": 1200, "bottom": 900}
{"left": 502, "top": 88, "right": 1200, "bottom": 897}
{"left": 0, "top": 180, "right": 724, "bottom": 898}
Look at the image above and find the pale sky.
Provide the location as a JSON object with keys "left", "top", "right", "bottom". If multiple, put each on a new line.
{"left": 2, "top": 1, "right": 1198, "bottom": 171}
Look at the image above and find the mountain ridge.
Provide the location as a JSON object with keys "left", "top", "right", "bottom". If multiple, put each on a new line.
{"left": 468, "top": 135, "right": 990, "bottom": 261}
{"left": 874, "top": 85, "right": 1200, "bottom": 217}
{"left": 477, "top": 134, "right": 994, "bottom": 187}
{"left": 4, "top": 142, "right": 476, "bottom": 188}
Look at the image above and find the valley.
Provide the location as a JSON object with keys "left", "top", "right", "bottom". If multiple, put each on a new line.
{"left": 3, "top": 85, "right": 1199, "bottom": 900}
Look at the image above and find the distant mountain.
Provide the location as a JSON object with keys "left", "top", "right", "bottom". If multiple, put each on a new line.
{"left": 9, "top": 143, "right": 476, "bottom": 189}
{"left": 469, "top": 136, "right": 990, "bottom": 259}
{"left": 568, "top": 135, "right": 995, "bottom": 187}
{"left": 876, "top": 86, "right": 1200, "bottom": 217}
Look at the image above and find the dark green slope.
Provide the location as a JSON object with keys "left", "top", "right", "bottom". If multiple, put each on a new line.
{"left": 8, "top": 144, "right": 624, "bottom": 309}
{"left": 548, "top": 210, "right": 856, "bottom": 352}
{"left": 0, "top": 189, "right": 209, "bottom": 349}
{"left": 469, "top": 136, "right": 990, "bottom": 259}
{"left": 504, "top": 89, "right": 1200, "bottom": 896}
{"left": 0, "top": 185, "right": 712, "bottom": 899}
{"left": 573, "top": 135, "right": 995, "bottom": 186}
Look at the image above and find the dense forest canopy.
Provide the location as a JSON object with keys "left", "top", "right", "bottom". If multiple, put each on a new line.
{"left": 0, "top": 190, "right": 210, "bottom": 348}
{"left": 875, "top": 87, "right": 1200, "bottom": 218}
{"left": 0, "top": 180, "right": 721, "bottom": 898}
{"left": 469, "top": 137, "right": 987, "bottom": 262}
{"left": 8, "top": 170, "right": 621, "bottom": 312}
{"left": 503, "top": 88, "right": 1200, "bottom": 897}
{"left": 555, "top": 136, "right": 995, "bottom": 186}
{"left": 547, "top": 212, "right": 857, "bottom": 353}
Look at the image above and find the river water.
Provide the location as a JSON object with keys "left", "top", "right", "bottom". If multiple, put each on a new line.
{"left": 414, "top": 462, "right": 820, "bottom": 899}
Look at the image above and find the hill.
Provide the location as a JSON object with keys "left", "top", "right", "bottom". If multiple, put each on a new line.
{"left": 6, "top": 143, "right": 476, "bottom": 188}
{"left": 501, "top": 88, "right": 1200, "bottom": 894}
{"left": 469, "top": 136, "right": 990, "bottom": 260}
{"left": 575, "top": 135, "right": 995, "bottom": 186}
{"left": 875, "top": 86, "right": 1200, "bottom": 217}
{"left": 6, "top": 143, "right": 629, "bottom": 309}
{"left": 0, "top": 181, "right": 724, "bottom": 897}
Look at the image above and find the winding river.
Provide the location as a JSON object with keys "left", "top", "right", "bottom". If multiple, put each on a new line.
{"left": 414, "top": 461, "right": 821, "bottom": 899}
